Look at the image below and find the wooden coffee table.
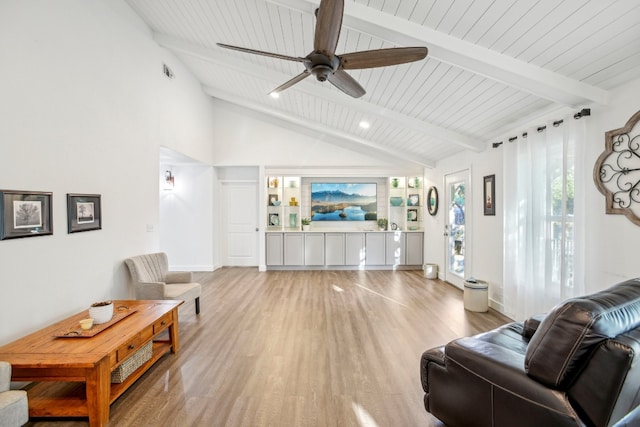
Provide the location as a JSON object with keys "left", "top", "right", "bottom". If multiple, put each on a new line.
{"left": 0, "top": 299, "right": 182, "bottom": 427}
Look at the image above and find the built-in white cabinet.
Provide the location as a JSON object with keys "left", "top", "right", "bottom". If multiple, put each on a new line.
{"left": 365, "top": 232, "right": 386, "bottom": 265}
{"left": 305, "top": 233, "right": 325, "bottom": 265}
{"left": 325, "top": 233, "right": 346, "bottom": 265}
{"left": 345, "top": 232, "right": 365, "bottom": 265}
{"left": 385, "top": 231, "right": 406, "bottom": 265}
{"left": 284, "top": 233, "right": 304, "bottom": 265}
{"left": 406, "top": 232, "right": 424, "bottom": 266}
{"left": 266, "top": 231, "right": 423, "bottom": 269}
{"left": 266, "top": 233, "right": 283, "bottom": 266}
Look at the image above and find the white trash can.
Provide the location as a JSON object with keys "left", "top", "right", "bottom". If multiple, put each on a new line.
{"left": 424, "top": 264, "right": 438, "bottom": 279}
{"left": 464, "top": 279, "right": 489, "bottom": 312}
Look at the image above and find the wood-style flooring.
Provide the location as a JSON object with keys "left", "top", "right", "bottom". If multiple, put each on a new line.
{"left": 26, "top": 268, "right": 511, "bottom": 427}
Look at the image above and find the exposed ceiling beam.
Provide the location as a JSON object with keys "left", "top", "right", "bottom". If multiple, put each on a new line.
{"left": 265, "top": 0, "right": 610, "bottom": 106}
{"left": 154, "top": 32, "right": 483, "bottom": 152}
{"left": 202, "top": 85, "right": 435, "bottom": 168}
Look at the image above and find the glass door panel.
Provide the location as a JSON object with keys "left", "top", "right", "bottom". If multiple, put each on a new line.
{"left": 444, "top": 170, "right": 469, "bottom": 289}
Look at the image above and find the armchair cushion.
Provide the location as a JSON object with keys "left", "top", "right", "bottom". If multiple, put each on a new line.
{"left": 0, "top": 361, "right": 28, "bottom": 427}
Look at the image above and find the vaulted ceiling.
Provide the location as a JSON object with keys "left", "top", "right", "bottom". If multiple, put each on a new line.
{"left": 127, "top": 0, "right": 640, "bottom": 168}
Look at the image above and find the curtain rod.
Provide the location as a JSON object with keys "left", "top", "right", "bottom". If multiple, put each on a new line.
{"left": 491, "top": 108, "right": 590, "bottom": 148}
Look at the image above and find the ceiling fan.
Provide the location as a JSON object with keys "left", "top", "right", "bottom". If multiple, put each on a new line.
{"left": 217, "top": 0, "right": 428, "bottom": 98}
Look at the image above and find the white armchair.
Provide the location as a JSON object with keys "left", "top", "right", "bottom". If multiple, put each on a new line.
{"left": 125, "top": 252, "right": 201, "bottom": 314}
{"left": 0, "top": 361, "right": 28, "bottom": 427}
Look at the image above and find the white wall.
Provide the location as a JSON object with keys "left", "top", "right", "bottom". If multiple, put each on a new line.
{"left": 583, "top": 78, "right": 640, "bottom": 291}
{"left": 159, "top": 163, "right": 214, "bottom": 271}
{"left": 0, "top": 0, "right": 216, "bottom": 344}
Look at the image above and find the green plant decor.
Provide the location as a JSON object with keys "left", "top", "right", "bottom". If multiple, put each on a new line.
{"left": 301, "top": 218, "right": 311, "bottom": 226}
{"left": 377, "top": 218, "right": 388, "bottom": 230}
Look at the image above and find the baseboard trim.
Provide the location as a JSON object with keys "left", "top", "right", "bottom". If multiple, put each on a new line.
{"left": 169, "top": 264, "right": 215, "bottom": 272}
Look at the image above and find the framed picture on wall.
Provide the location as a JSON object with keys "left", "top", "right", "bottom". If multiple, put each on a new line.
{"left": 67, "top": 194, "right": 102, "bottom": 233}
{"left": 484, "top": 175, "right": 495, "bottom": 216}
{"left": 0, "top": 190, "right": 53, "bottom": 240}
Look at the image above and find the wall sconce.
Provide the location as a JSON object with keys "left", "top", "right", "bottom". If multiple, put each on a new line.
{"left": 164, "top": 170, "right": 175, "bottom": 190}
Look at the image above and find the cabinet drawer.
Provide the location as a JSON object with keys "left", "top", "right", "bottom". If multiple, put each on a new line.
{"left": 153, "top": 312, "right": 172, "bottom": 334}
{"left": 140, "top": 325, "right": 153, "bottom": 342}
{"left": 116, "top": 334, "right": 144, "bottom": 362}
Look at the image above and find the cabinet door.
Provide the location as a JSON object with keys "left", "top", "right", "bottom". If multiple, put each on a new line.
{"left": 284, "top": 233, "right": 304, "bottom": 265}
{"left": 406, "top": 232, "right": 424, "bottom": 266}
{"left": 305, "top": 234, "right": 325, "bottom": 265}
{"left": 266, "top": 233, "right": 283, "bottom": 266}
{"left": 365, "top": 233, "right": 386, "bottom": 265}
{"left": 345, "top": 233, "right": 365, "bottom": 265}
{"left": 385, "top": 232, "right": 406, "bottom": 265}
{"left": 325, "top": 233, "right": 345, "bottom": 265}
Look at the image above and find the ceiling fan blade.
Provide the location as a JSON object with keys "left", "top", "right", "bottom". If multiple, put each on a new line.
{"left": 327, "top": 69, "right": 365, "bottom": 98}
{"left": 217, "top": 43, "right": 305, "bottom": 63}
{"left": 340, "top": 47, "right": 428, "bottom": 70}
{"left": 314, "top": 0, "right": 344, "bottom": 56}
{"left": 269, "top": 71, "right": 311, "bottom": 96}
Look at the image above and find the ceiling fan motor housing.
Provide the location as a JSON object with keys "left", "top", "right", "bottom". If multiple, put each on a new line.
{"left": 306, "top": 53, "right": 340, "bottom": 81}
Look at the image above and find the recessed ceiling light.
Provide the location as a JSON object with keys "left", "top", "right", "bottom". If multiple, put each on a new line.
{"left": 269, "top": 92, "right": 280, "bottom": 99}
{"left": 359, "top": 121, "right": 370, "bottom": 129}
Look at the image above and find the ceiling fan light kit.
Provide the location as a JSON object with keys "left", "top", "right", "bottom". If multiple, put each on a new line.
{"left": 217, "top": 0, "right": 427, "bottom": 98}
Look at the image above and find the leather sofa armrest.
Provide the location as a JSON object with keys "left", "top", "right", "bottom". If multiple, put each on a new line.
{"left": 423, "top": 346, "right": 445, "bottom": 365}
{"left": 166, "top": 271, "right": 193, "bottom": 284}
{"left": 522, "top": 313, "right": 546, "bottom": 339}
{"left": 421, "top": 346, "right": 445, "bottom": 392}
{"left": 444, "top": 338, "right": 576, "bottom": 414}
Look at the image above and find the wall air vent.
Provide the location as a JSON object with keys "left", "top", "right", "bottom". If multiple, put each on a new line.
{"left": 163, "top": 63, "right": 175, "bottom": 79}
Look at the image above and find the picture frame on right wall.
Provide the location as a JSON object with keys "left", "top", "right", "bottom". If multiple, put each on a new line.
{"left": 484, "top": 175, "right": 495, "bottom": 216}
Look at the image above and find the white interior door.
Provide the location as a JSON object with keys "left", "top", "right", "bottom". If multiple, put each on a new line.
{"left": 221, "top": 182, "right": 258, "bottom": 266}
{"left": 444, "top": 170, "right": 470, "bottom": 289}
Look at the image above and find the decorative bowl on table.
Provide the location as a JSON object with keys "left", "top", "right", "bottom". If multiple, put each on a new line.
{"left": 89, "top": 301, "right": 113, "bottom": 324}
{"left": 79, "top": 318, "right": 94, "bottom": 330}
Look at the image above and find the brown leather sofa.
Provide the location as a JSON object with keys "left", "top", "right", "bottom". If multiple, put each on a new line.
{"left": 421, "top": 278, "right": 640, "bottom": 427}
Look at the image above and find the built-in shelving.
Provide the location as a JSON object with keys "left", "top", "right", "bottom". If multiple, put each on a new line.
{"left": 388, "top": 176, "right": 423, "bottom": 231}
{"left": 267, "top": 176, "right": 301, "bottom": 230}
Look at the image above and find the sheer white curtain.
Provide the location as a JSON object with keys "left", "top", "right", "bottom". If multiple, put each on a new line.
{"left": 503, "top": 116, "right": 586, "bottom": 321}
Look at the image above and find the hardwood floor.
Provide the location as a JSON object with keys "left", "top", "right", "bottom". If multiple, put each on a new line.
{"left": 26, "top": 268, "right": 511, "bottom": 427}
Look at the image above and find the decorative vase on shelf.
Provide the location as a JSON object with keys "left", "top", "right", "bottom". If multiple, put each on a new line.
{"left": 289, "top": 213, "right": 297, "bottom": 228}
{"left": 391, "top": 178, "right": 399, "bottom": 188}
{"left": 390, "top": 196, "right": 403, "bottom": 206}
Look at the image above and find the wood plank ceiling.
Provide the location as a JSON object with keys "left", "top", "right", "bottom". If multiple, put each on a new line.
{"left": 126, "top": 0, "right": 640, "bottom": 167}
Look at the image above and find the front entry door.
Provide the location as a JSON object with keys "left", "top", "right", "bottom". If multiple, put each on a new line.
{"left": 444, "top": 170, "right": 469, "bottom": 289}
{"left": 221, "top": 181, "right": 258, "bottom": 266}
